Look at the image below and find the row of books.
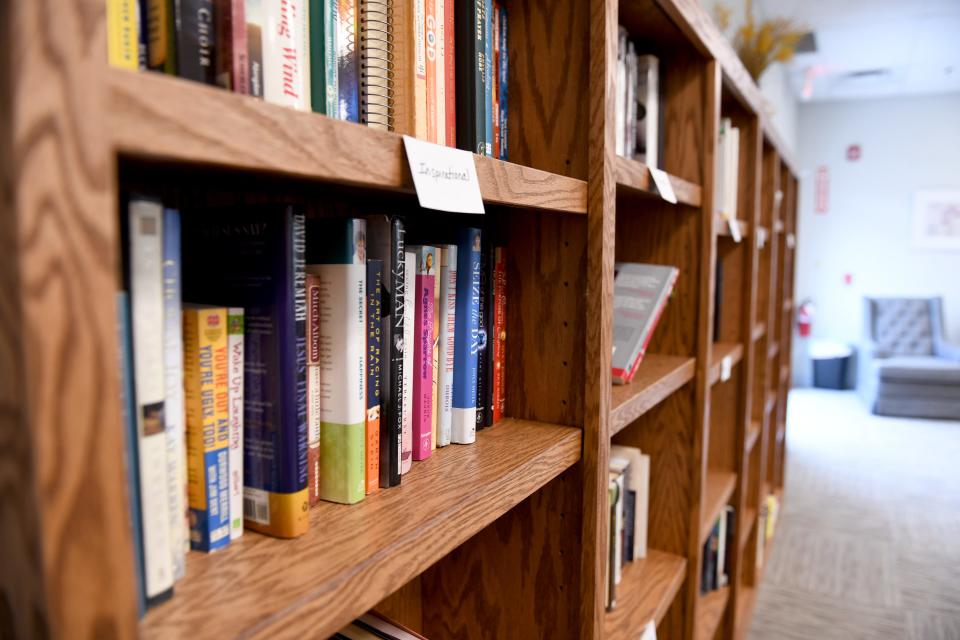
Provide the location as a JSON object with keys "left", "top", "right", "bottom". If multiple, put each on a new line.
{"left": 615, "top": 28, "right": 662, "bottom": 168}
{"left": 700, "top": 505, "right": 735, "bottom": 594}
{"left": 119, "top": 198, "right": 507, "bottom": 612}
{"left": 605, "top": 445, "right": 651, "bottom": 612}
{"left": 105, "top": 0, "right": 509, "bottom": 158}
{"left": 611, "top": 263, "right": 679, "bottom": 385}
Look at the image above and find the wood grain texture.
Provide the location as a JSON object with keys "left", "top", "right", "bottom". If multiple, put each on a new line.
{"left": 739, "top": 508, "right": 757, "bottom": 551}
{"left": 141, "top": 419, "right": 581, "bottom": 639}
{"left": 610, "top": 355, "right": 696, "bottom": 435}
{"left": 106, "top": 69, "right": 588, "bottom": 214}
{"left": 751, "top": 323, "right": 765, "bottom": 342}
{"left": 699, "top": 471, "right": 737, "bottom": 545}
{"left": 714, "top": 217, "right": 749, "bottom": 238}
{"left": 1, "top": 1, "right": 139, "bottom": 638}
{"left": 615, "top": 157, "right": 703, "bottom": 207}
{"left": 746, "top": 421, "right": 761, "bottom": 455}
{"left": 695, "top": 587, "right": 730, "bottom": 640}
{"left": 374, "top": 577, "right": 423, "bottom": 633}
{"left": 604, "top": 550, "right": 688, "bottom": 640}
{"left": 421, "top": 464, "right": 582, "bottom": 640}
{"left": 734, "top": 585, "right": 756, "bottom": 640}
{"left": 707, "top": 342, "right": 744, "bottom": 385}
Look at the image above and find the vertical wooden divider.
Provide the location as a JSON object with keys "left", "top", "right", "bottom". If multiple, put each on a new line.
{"left": 0, "top": 1, "right": 137, "bottom": 638}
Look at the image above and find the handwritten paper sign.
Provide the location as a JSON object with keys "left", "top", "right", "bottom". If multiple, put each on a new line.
{"left": 403, "top": 135, "right": 485, "bottom": 214}
{"left": 720, "top": 355, "right": 733, "bottom": 382}
{"left": 648, "top": 167, "right": 678, "bottom": 204}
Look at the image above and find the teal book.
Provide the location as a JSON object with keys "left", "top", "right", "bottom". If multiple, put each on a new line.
{"left": 309, "top": 0, "right": 338, "bottom": 114}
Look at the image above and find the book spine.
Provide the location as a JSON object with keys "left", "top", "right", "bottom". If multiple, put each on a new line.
{"left": 108, "top": 0, "right": 140, "bottom": 69}
{"left": 227, "top": 307, "right": 245, "bottom": 539}
{"left": 336, "top": 0, "right": 360, "bottom": 121}
{"left": 425, "top": 0, "right": 438, "bottom": 142}
{"left": 377, "top": 217, "right": 404, "bottom": 487}
{"left": 175, "top": 0, "right": 216, "bottom": 83}
{"left": 401, "top": 250, "right": 415, "bottom": 471}
{"left": 455, "top": 0, "right": 483, "bottom": 153}
{"left": 413, "top": 0, "right": 428, "bottom": 138}
{"left": 232, "top": 0, "right": 250, "bottom": 92}
{"left": 359, "top": 0, "right": 391, "bottom": 128}
{"left": 443, "top": 0, "right": 455, "bottom": 146}
{"left": 412, "top": 247, "right": 436, "bottom": 460}
{"left": 326, "top": 0, "right": 339, "bottom": 114}
{"left": 306, "top": 274, "right": 322, "bottom": 505}
{"left": 366, "top": 259, "right": 383, "bottom": 494}
{"left": 246, "top": 0, "right": 264, "bottom": 97}
{"left": 316, "top": 220, "right": 367, "bottom": 504}
{"left": 308, "top": 0, "right": 326, "bottom": 113}
{"left": 491, "top": 2, "right": 499, "bottom": 159}
{"left": 147, "top": 0, "right": 176, "bottom": 72}
{"left": 452, "top": 228, "right": 481, "bottom": 444}
{"left": 215, "top": 0, "right": 248, "bottom": 91}
{"left": 117, "top": 292, "right": 147, "bottom": 617}
{"left": 437, "top": 245, "right": 457, "bottom": 446}
{"left": 497, "top": 5, "right": 507, "bottom": 160}
{"left": 435, "top": 0, "right": 445, "bottom": 144}
{"left": 492, "top": 246, "right": 505, "bottom": 423}
{"left": 138, "top": 0, "right": 150, "bottom": 69}
{"left": 483, "top": 0, "right": 493, "bottom": 156}
{"left": 129, "top": 199, "right": 175, "bottom": 603}
{"left": 474, "top": 243, "right": 488, "bottom": 430}
{"left": 431, "top": 256, "right": 440, "bottom": 452}
{"left": 161, "top": 208, "right": 187, "bottom": 580}
{"left": 183, "top": 307, "right": 231, "bottom": 553}
{"left": 263, "top": 0, "right": 308, "bottom": 109}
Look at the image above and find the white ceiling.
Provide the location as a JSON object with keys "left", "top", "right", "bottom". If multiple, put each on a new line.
{"left": 755, "top": 0, "right": 960, "bottom": 102}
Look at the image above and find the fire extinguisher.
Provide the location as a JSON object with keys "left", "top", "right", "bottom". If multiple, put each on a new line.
{"left": 797, "top": 300, "right": 814, "bottom": 338}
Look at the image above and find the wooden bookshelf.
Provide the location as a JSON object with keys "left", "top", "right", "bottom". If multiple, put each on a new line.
{"left": 2, "top": 0, "right": 797, "bottom": 638}
{"left": 611, "top": 355, "right": 696, "bottom": 434}
{"left": 605, "top": 550, "right": 688, "bottom": 640}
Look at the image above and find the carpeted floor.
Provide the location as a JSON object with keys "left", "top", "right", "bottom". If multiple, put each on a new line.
{"left": 748, "top": 389, "right": 960, "bottom": 640}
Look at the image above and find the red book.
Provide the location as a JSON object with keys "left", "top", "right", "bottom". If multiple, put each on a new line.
{"left": 492, "top": 247, "right": 506, "bottom": 422}
{"left": 443, "top": 0, "right": 456, "bottom": 146}
{"left": 425, "top": 0, "right": 438, "bottom": 142}
{"left": 215, "top": 0, "right": 249, "bottom": 93}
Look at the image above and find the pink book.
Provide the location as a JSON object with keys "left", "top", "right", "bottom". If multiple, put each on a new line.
{"left": 411, "top": 246, "right": 437, "bottom": 460}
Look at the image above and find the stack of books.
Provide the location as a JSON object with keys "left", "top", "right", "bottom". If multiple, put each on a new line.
{"left": 605, "top": 445, "right": 650, "bottom": 611}
{"left": 700, "top": 505, "right": 735, "bottom": 594}
{"left": 106, "top": 0, "right": 509, "bottom": 158}
{"left": 119, "top": 198, "right": 508, "bottom": 613}
{"left": 611, "top": 263, "right": 679, "bottom": 385}
{"left": 615, "top": 27, "right": 661, "bottom": 167}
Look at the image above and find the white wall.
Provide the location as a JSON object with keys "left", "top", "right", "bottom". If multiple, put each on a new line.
{"left": 793, "top": 93, "right": 960, "bottom": 384}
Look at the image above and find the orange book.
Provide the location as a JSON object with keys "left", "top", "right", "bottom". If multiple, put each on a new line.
{"left": 365, "top": 260, "right": 383, "bottom": 494}
{"left": 394, "top": 0, "right": 428, "bottom": 139}
{"left": 425, "top": 0, "right": 438, "bottom": 142}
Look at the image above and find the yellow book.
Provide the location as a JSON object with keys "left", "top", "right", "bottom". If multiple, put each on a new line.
{"left": 183, "top": 306, "right": 232, "bottom": 552}
{"left": 106, "top": 0, "right": 139, "bottom": 70}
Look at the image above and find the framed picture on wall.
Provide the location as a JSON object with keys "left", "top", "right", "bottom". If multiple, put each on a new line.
{"left": 913, "top": 190, "right": 960, "bottom": 250}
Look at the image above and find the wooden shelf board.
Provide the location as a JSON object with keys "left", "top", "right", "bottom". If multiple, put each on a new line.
{"left": 751, "top": 323, "right": 766, "bottom": 342}
{"left": 708, "top": 342, "right": 744, "bottom": 386}
{"left": 141, "top": 419, "right": 581, "bottom": 639}
{"left": 604, "top": 550, "right": 687, "bottom": 640}
{"left": 700, "top": 471, "right": 737, "bottom": 544}
{"left": 714, "top": 215, "right": 750, "bottom": 238}
{"left": 764, "top": 390, "right": 777, "bottom": 416}
{"left": 745, "top": 420, "right": 761, "bottom": 454}
{"left": 695, "top": 586, "right": 731, "bottom": 640}
{"left": 734, "top": 585, "right": 757, "bottom": 640}
{"left": 615, "top": 156, "right": 702, "bottom": 207}
{"left": 107, "top": 68, "right": 588, "bottom": 214}
{"left": 611, "top": 355, "right": 696, "bottom": 435}
{"left": 739, "top": 507, "right": 757, "bottom": 549}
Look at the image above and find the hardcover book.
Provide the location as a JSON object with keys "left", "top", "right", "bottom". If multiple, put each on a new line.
{"left": 127, "top": 197, "right": 174, "bottom": 603}
{"left": 263, "top": 0, "right": 308, "bottom": 109}
{"left": 215, "top": 0, "right": 249, "bottom": 92}
{"left": 611, "top": 263, "right": 679, "bottom": 384}
{"left": 443, "top": 0, "right": 456, "bottom": 145}
{"left": 367, "top": 216, "right": 405, "bottom": 487}
{"left": 451, "top": 227, "right": 481, "bottom": 444}
{"left": 175, "top": 0, "right": 216, "bottom": 84}
{"left": 497, "top": 5, "right": 507, "bottom": 160}
{"left": 491, "top": 246, "right": 505, "bottom": 422}
{"left": 147, "top": 0, "right": 177, "bottom": 73}
{"left": 227, "top": 307, "right": 245, "bottom": 539}
{"left": 161, "top": 207, "right": 187, "bottom": 578}
{"left": 425, "top": 0, "right": 438, "bottom": 142}
{"left": 455, "top": 0, "right": 486, "bottom": 154}
{"left": 483, "top": 0, "right": 494, "bottom": 155}
{"left": 634, "top": 55, "right": 659, "bottom": 168}
{"left": 435, "top": 0, "right": 447, "bottom": 144}
{"left": 409, "top": 246, "right": 437, "bottom": 460}
{"left": 306, "top": 273, "right": 322, "bottom": 505}
{"left": 307, "top": 218, "right": 367, "bottom": 504}
{"left": 182, "top": 206, "right": 308, "bottom": 539}
{"left": 393, "top": 0, "right": 428, "bottom": 138}
{"left": 183, "top": 306, "right": 232, "bottom": 552}
{"left": 246, "top": 0, "right": 264, "bottom": 97}
{"left": 309, "top": 0, "right": 338, "bottom": 115}
{"left": 475, "top": 242, "right": 489, "bottom": 430}
{"left": 436, "top": 244, "right": 457, "bottom": 447}
{"left": 366, "top": 259, "right": 383, "bottom": 493}
{"left": 336, "top": 0, "right": 360, "bottom": 121}
{"left": 107, "top": 0, "right": 139, "bottom": 69}
{"left": 401, "top": 249, "right": 416, "bottom": 470}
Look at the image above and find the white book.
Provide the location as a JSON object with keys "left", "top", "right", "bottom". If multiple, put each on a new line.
{"left": 401, "top": 250, "right": 416, "bottom": 473}
{"left": 616, "top": 27, "right": 627, "bottom": 156}
{"left": 227, "top": 308, "right": 245, "bottom": 539}
{"left": 717, "top": 509, "right": 728, "bottom": 587}
{"left": 610, "top": 467, "right": 626, "bottom": 585}
{"left": 717, "top": 117, "right": 730, "bottom": 218}
{"left": 636, "top": 55, "right": 659, "bottom": 168}
{"left": 300, "top": 0, "right": 311, "bottom": 106}
{"left": 726, "top": 126, "right": 740, "bottom": 222}
{"left": 129, "top": 198, "right": 174, "bottom": 601}
{"left": 161, "top": 207, "right": 186, "bottom": 581}
{"left": 263, "top": 0, "right": 308, "bottom": 110}
{"left": 436, "top": 245, "right": 457, "bottom": 447}
{"left": 610, "top": 445, "right": 650, "bottom": 560}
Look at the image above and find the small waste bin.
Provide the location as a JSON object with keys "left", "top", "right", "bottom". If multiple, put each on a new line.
{"left": 809, "top": 340, "right": 853, "bottom": 390}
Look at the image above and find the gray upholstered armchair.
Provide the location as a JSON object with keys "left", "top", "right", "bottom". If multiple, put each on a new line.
{"left": 861, "top": 297, "right": 960, "bottom": 419}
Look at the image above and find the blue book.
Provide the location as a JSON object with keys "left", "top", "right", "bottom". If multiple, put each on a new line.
{"left": 182, "top": 206, "right": 309, "bottom": 539}
{"left": 337, "top": 0, "right": 360, "bottom": 121}
{"left": 451, "top": 228, "right": 481, "bottom": 444}
{"left": 483, "top": 0, "right": 494, "bottom": 156}
{"left": 116, "top": 291, "right": 147, "bottom": 616}
{"left": 498, "top": 6, "right": 508, "bottom": 161}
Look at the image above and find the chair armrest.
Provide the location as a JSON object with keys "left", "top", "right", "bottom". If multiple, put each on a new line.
{"left": 936, "top": 340, "right": 960, "bottom": 362}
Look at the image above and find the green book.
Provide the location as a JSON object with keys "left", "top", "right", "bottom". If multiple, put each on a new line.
{"left": 310, "top": 0, "right": 338, "bottom": 115}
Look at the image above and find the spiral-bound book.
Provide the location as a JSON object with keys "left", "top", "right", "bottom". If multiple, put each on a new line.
{"left": 360, "top": 0, "right": 391, "bottom": 129}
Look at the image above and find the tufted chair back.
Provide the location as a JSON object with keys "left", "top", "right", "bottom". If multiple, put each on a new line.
{"left": 865, "top": 298, "right": 936, "bottom": 357}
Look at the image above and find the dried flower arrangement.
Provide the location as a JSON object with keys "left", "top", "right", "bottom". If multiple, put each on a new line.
{"left": 714, "top": 0, "right": 806, "bottom": 82}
